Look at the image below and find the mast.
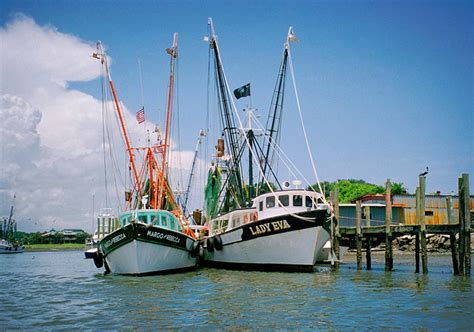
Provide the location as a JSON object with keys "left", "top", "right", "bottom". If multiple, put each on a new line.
{"left": 93, "top": 42, "right": 142, "bottom": 195}
{"left": 261, "top": 27, "right": 295, "bottom": 189}
{"left": 157, "top": 32, "right": 178, "bottom": 209}
{"left": 183, "top": 129, "right": 205, "bottom": 216}
{"left": 207, "top": 18, "right": 246, "bottom": 209}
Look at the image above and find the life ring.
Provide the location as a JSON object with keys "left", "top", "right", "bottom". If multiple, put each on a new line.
{"left": 214, "top": 235, "right": 223, "bottom": 250}
{"left": 207, "top": 237, "right": 215, "bottom": 252}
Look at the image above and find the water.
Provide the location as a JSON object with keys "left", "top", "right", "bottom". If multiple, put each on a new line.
{"left": 1, "top": 251, "right": 472, "bottom": 330}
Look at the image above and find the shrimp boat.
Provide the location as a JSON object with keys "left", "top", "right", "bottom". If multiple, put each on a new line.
{"left": 201, "top": 19, "right": 331, "bottom": 272}
{"left": 90, "top": 35, "right": 197, "bottom": 275}
{"left": 1, "top": 196, "right": 24, "bottom": 254}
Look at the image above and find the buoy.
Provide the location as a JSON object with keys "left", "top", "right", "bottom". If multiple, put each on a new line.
{"left": 214, "top": 235, "right": 223, "bottom": 250}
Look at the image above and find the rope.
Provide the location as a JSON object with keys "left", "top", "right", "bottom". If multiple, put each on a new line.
{"left": 287, "top": 45, "right": 327, "bottom": 205}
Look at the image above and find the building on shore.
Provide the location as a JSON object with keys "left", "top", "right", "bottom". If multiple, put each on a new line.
{"left": 339, "top": 194, "right": 474, "bottom": 227}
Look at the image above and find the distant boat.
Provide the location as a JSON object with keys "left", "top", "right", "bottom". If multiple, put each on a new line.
{"left": 1, "top": 195, "right": 24, "bottom": 254}
{"left": 89, "top": 36, "right": 198, "bottom": 275}
{"left": 84, "top": 208, "right": 114, "bottom": 259}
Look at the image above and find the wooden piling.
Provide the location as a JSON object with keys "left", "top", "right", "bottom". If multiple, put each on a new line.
{"left": 462, "top": 174, "right": 471, "bottom": 276}
{"left": 415, "top": 233, "right": 420, "bottom": 273}
{"left": 331, "top": 188, "right": 340, "bottom": 268}
{"left": 356, "top": 201, "right": 362, "bottom": 271}
{"left": 446, "top": 195, "right": 459, "bottom": 275}
{"left": 385, "top": 179, "right": 393, "bottom": 271}
{"left": 458, "top": 177, "right": 465, "bottom": 275}
{"left": 364, "top": 206, "right": 372, "bottom": 270}
{"left": 459, "top": 173, "right": 471, "bottom": 276}
{"left": 450, "top": 234, "right": 460, "bottom": 275}
{"left": 419, "top": 175, "right": 428, "bottom": 274}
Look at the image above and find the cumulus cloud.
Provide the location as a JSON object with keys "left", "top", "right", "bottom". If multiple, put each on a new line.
{"left": 0, "top": 16, "right": 204, "bottom": 232}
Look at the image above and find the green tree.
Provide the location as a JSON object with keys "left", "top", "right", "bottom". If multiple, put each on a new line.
{"left": 392, "top": 182, "right": 408, "bottom": 195}
{"left": 308, "top": 179, "right": 385, "bottom": 203}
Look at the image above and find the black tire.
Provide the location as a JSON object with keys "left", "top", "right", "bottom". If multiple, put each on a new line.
{"left": 190, "top": 241, "right": 200, "bottom": 257}
{"left": 214, "top": 235, "right": 223, "bottom": 250}
{"left": 207, "top": 237, "right": 215, "bottom": 252}
{"left": 93, "top": 252, "right": 104, "bottom": 268}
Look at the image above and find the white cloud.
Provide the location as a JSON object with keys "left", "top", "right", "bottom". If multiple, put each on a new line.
{"left": 0, "top": 16, "right": 204, "bottom": 232}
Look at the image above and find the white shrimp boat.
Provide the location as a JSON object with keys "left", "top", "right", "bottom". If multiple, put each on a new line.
{"left": 89, "top": 35, "right": 197, "bottom": 275}
{"left": 200, "top": 19, "right": 331, "bottom": 272}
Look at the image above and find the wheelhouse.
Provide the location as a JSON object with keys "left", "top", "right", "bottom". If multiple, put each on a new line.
{"left": 120, "top": 209, "right": 182, "bottom": 233}
{"left": 252, "top": 189, "right": 328, "bottom": 220}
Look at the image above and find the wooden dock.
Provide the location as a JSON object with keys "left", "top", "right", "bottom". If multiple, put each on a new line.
{"left": 331, "top": 173, "right": 471, "bottom": 276}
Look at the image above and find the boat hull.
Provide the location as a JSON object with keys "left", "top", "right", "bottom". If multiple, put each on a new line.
{"left": 0, "top": 240, "right": 24, "bottom": 254}
{"left": 0, "top": 246, "right": 24, "bottom": 254}
{"left": 203, "top": 210, "right": 330, "bottom": 272}
{"left": 99, "top": 223, "right": 197, "bottom": 275}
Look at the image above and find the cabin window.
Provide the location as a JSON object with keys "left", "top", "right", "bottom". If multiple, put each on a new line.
{"left": 222, "top": 220, "right": 228, "bottom": 231}
{"left": 279, "top": 195, "right": 289, "bottom": 207}
{"left": 266, "top": 196, "right": 275, "bottom": 208}
{"left": 293, "top": 195, "right": 303, "bottom": 207}
{"left": 259, "top": 201, "right": 263, "bottom": 211}
{"left": 138, "top": 215, "right": 148, "bottom": 224}
{"left": 161, "top": 216, "right": 168, "bottom": 227}
{"left": 151, "top": 216, "right": 159, "bottom": 225}
{"left": 425, "top": 211, "right": 434, "bottom": 216}
{"left": 305, "top": 196, "right": 313, "bottom": 208}
{"left": 170, "top": 219, "right": 176, "bottom": 230}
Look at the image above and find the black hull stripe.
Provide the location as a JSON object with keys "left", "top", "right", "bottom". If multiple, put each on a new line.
{"left": 202, "top": 260, "right": 315, "bottom": 273}
{"left": 100, "top": 223, "right": 193, "bottom": 257}
{"left": 209, "top": 209, "right": 330, "bottom": 245}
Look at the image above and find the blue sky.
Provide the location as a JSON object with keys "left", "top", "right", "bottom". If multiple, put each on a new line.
{"left": 1, "top": 0, "right": 472, "bottom": 230}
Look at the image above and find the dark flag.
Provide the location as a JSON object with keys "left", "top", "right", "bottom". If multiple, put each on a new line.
{"left": 233, "top": 83, "right": 251, "bottom": 99}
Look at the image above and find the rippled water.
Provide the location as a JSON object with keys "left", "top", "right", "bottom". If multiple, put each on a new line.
{"left": 1, "top": 251, "right": 472, "bottom": 330}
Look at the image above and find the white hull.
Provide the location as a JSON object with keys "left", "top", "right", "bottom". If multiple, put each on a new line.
{"left": 0, "top": 240, "right": 24, "bottom": 254}
{"left": 204, "top": 225, "right": 329, "bottom": 271}
{"left": 105, "top": 240, "right": 197, "bottom": 275}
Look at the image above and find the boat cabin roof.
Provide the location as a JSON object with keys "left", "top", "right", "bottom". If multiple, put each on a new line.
{"left": 119, "top": 209, "right": 182, "bottom": 233}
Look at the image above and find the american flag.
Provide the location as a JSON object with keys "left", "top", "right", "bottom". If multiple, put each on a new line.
{"left": 136, "top": 107, "right": 145, "bottom": 124}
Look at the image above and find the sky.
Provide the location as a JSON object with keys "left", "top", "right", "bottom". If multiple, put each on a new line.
{"left": 1, "top": 0, "right": 472, "bottom": 232}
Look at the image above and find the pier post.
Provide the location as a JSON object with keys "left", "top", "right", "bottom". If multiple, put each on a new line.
{"left": 356, "top": 201, "right": 362, "bottom": 271}
{"left": 331, "top": 188, "right": 340, "bottom": 268}
{"left": 385, "top": 179, "right": 393, "bottom": 271}
{"left": 364, "top": 206, "right": 372, "bottom": 270}
{"left": 419, "top": 175, "right": 428, "bottom": 274}
{"left": 415, "top": 187, "right": 420, "bottom": 273}
{"left": 415, "top": 233, "right": 420, "bottom": 273}
{"left": 462, "top": 174, "right": 471, "bottom": 276}
{"left": 458, "top": 173, "right": 471, "bottom": 276}
{"left": 446, "top": 196, "right": 459, "bottom": 275}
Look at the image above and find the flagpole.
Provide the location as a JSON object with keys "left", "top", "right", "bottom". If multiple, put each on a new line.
{"left": 137, "top": 58, "right": 147, "bottom": 144}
